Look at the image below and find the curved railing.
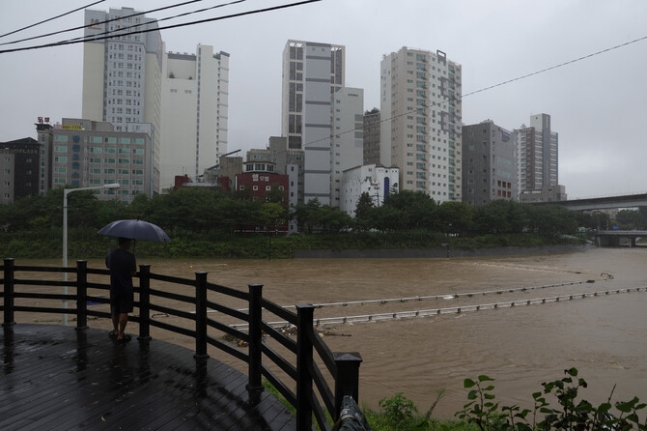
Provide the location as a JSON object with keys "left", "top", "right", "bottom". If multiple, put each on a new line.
{"left": 1, "top": 258, "right": 364, "bottom": 431}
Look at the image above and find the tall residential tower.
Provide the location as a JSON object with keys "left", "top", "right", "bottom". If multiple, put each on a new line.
{"left": 380, "top": 47, "right": 462, "bottom": 202}
{"left": 281, "top": 40, "right": 345, "bottom": 205}
{"left": 516, "top": 113, "right": 565, "bottom": 202}
{"left": 161, "top": 45, "right": 229, "bottom": 191}
{"left": 82, "top": 7, "right": 162, "bottom": 193}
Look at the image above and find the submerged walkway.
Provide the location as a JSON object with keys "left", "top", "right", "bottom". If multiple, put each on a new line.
{"left": 0, "top": 324, "right": 296, "bottom": 431}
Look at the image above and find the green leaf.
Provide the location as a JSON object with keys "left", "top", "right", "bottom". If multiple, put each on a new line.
{"left": 484, "top": 393, "right": 496, "bottom": 400}
{"left": 478, "top": 375, "right": 495, "bottom": 382}
{"left": 464, "top": 378, "right": 476, "bottom": 388}
{"left": 598, "top": 402, "right": 612, "bottom": 414}
{"left": 467, "top": 389, "right": 478, "bottom": 400}
{"left": 626, "top": 413, "right": 639, "bottom": 424}
{"left": 616, "top": 401, "right": 633, "bottom": 413}
{"left": 565, "top": 367, "right": 578, "bottom": 377}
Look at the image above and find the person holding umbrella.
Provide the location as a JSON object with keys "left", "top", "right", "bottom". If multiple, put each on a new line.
{"left": 106, "top": 237, "right": 137, "bottom": 344}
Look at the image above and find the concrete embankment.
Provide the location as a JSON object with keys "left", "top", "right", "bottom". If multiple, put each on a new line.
{"left": 295, "top": 243, "right": 593, "bottom": 259}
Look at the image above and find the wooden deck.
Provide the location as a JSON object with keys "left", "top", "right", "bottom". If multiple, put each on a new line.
{"left": 0, "top": 324, "right": 297, "bottom": 431}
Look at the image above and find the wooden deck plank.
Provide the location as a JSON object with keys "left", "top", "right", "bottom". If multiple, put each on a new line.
{"left": 0, "top": 324, "right": 297, "bottom": 431}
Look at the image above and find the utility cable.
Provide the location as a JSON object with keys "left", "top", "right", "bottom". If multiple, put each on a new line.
{"left": 300, "top": 33, "right": 647, "bottom": 150}
{"left": 60, "top": 0, "right": 246, "bottom": 48}
{"left": 0, "top": 0, "right": 105, "bottom": 40}
{"left": 0, "top": 0, "right": 208, "bottom": 47}
{"left": 463, "top": 35, "right": 647, "bottom": 97}
{"left": 0, "top": 0, "right": 322, "bottom": 54}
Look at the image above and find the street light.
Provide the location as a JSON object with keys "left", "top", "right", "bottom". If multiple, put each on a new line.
{"left": 62, "top": 183, "right": 120, "bottom": 325}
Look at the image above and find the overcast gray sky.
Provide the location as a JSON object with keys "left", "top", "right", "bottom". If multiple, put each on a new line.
{"left": 1, "top": 0, "right": 646, "bottom": 199}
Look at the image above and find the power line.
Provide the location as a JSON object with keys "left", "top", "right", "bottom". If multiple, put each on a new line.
{"left": 463, "top": 35, "right": 647, "bottom": 97}
{"left": 0, "top": 0, "right": 106, "bottom": 40}
{"left": 0, "top": 0, "right": 322, "bottom": 54}
{"left": 0, "top": 0, "right": 208, "bottom": 47}
{"left": 301, "top": 34, "right": 647, "bottom": 150}
{"left": 57, "top": 0, "right": 247, "bottom": 48}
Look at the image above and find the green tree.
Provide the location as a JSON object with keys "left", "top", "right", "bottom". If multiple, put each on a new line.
{"left": 472, "top": 200, "right": 511, "bottom": 234}
{"left": 383, "top": 190, "right": 439, "bottom": 230}
{"left": 258, "top": 202, "right": 287, "bottom": 229}
{"left": 317, "top": 206, "right": 352, "bottom": 233}
{"left": 437, "top": 201, "right": 473, "bottom": 233}
{"left": 529, "top": 205, "right": 578, "bottom": 235}
{"left": 617, "top": 209, "right": 646, "bottom": 230}
{"left": 354, "top": 192, "right": 375, "bottom": 231}
{"left": 291, "top": 199, "right": 322, "bottom": 234}
{"left": 370, "top": 204, "right": 406, "bottom": 231}
{"left": 264, "top": 184, "right": 287, "bottom": 204}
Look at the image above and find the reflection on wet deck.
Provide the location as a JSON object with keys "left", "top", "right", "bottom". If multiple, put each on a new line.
{"left": 0, "top": 324, "right": 296, "bottom": 430}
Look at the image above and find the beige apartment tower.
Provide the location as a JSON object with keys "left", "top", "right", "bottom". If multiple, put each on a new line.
{"left": 161, "top": 45, "right": 229, "bottom": 191}
{"left": 380, "top": 47, "right": 462, "bottom": 202}
{"left": 82, "top": 7, "right": 163, "bottom": 193}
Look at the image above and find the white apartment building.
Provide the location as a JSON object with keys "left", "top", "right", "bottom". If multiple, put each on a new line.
{"left": 161, "top": 45, "right": 229, "bottom": 191}
{"left": 82, "top": 7, "right": 162, "bottom": 193}
{"left": 341, "top": 164, "right": 400, "bottom": 217}
{"left": 281, "top": 40, "right": 345, "bottom": 205}
{"left": 331, "top": 87, "right": 364, "bottom": 207}
{"left": 380, "top": 47, "right": 462, "bottom": 202}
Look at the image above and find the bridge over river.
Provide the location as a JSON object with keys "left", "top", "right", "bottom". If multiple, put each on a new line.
{"left": 548, "top": 192, "right": 647, "bottom": 211}
{"left": 594, "top": 230, "right": 647, "bottom": 247}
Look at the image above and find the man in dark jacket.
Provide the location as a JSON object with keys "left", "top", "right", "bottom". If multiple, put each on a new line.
{"left": 106, "top": 237, "right": 137, "bottom": 343}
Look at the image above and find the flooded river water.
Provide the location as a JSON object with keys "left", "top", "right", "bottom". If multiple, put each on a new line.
{"left": 18, "top": 247, "right": 647, "bottom": 419}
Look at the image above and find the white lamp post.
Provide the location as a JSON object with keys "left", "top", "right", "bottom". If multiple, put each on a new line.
{"left": 62, "top": 183, "right": 120, "bottom": 325}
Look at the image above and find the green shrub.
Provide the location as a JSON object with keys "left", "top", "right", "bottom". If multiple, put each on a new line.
{"left": 456, "top": 368, "right": 647, "bottom": 431}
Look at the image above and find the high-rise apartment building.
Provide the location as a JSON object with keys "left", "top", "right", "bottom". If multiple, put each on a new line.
{"left": 161, "top": 45, "right": 229, "bottom": 191}
{"left": 516, "top": 114, "right": 558, "bottom": 192}
{"left": 281, "top": 40, "right": 345, "bottom": 205}
{"left": 82, "top": 7, "right": 163, "bottom": 192}
{"left": 516, "top": 114, "right": 565, "bottom": 202}
{"left": 462, "top": 120, "right": 517, "bottom": 206}
{"left": 380, "top": 47, "right": 462, "bottom": 202}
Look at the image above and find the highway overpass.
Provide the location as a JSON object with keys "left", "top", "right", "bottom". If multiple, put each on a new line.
{"left": 535, "top": 192, "right": 647, "bottom": 211}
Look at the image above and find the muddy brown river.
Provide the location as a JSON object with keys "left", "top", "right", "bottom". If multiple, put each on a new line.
{"left": 16, "top": 247, "right": 647, "bottom": 419}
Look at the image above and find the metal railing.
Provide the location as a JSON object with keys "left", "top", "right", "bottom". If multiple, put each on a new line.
{"left": 1, "top": 258, "right": 363, "bottom": 431}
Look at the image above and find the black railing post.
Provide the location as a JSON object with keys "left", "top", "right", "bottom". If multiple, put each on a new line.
{"left": 333, "top": 352, "right": 363, "bottom": 419}
{"left": 75, "top": 260, "right": 88, "bottom": 330}
{"left": 194, "top": 271, "right": 208, "bottom": 360}
{"left": 138, "top": 265, "right": 151, "bottom": 341}
{"left": 296, "top": 304, "right": 315, "bottom": 431}
{"left": 247, "top": 283, "right": 264, "bottom": 405}
{"left": 3, "top": 258, "right": 15, "bottom": 327}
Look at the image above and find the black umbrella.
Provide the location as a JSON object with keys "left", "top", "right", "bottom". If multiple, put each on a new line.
{"left": 98, "top": 219, "right": 171, "bottom": 242}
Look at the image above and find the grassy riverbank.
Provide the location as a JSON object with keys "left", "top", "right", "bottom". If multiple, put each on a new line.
{"left": 0, "top": 229, "right": 587, "bottom": 260}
